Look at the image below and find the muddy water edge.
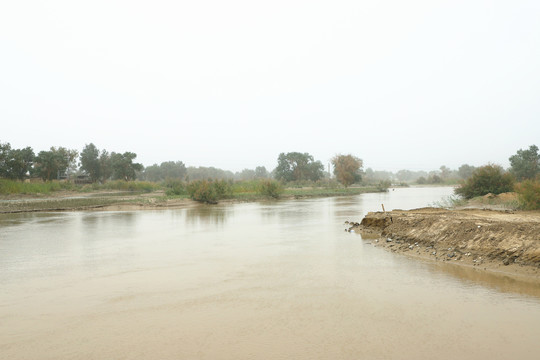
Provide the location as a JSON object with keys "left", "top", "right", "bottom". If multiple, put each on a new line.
{"left": 1, "top": 186, "right": 540, "bottom": 359}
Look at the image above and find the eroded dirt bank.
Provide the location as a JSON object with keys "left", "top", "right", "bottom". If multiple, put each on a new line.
{"left": 351, "top": 208, "right": 540, "bottom": 279}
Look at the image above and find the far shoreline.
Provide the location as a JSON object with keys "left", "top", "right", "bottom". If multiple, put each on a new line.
{"left": 0, "top": 186, "right": 389, "bottom": 214}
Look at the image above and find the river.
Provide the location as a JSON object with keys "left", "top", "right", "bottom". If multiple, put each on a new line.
{"left": 1, "top": 186, "right": 539, "bottom": 359}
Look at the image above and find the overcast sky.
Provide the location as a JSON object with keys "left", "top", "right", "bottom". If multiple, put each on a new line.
{"left": 1, "top": 0, "right": 539, "bottom": 173}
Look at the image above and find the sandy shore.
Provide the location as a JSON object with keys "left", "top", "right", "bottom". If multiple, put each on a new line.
{"left": 350, "top": 208, "right": 540, "bottom": 281}
{"left": 0, "top": 191, "right": 206, "bottom": 213}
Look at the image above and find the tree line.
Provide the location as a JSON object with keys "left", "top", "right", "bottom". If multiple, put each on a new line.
{"left": 0, "top": 142, "right": 143, "bottom": 182}
{"left": 2, "top": 140, "right": 537, "bottom": 195}
{"left": 0, "top": 142, "right": 366, "bottom": 187}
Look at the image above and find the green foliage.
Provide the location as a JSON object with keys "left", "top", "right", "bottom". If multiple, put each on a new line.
{"left": 8, "top": 147, "right": 35, "bottom": 180}
{"left": 99, "top": 150, "right": 113, "bottom": 181}
{"left": 212, "top": 179, "right": 233, "bottom": 198}
{"left": 80, "top": 143, "right": 102, "bottom": 182}
{"left": 0, "top": 179, "right": 74, "bottom": 195}
{"left": 187, "top": 180, "right": 219, "bottom": 204}
{"left": 331, "top": 154, "right": 363, "bottom": 187}
{"left": 254, "top": 166, "right": 269, "bottom": 179}
{"left": 515, "top": 180, "right": 540, "bottom": 210}
{"left": 186, "top": 166, "right": 235, "bottom": 181}
{"left": 144, "top": 161, "right": 186, "bottom": 182}
{"left": 274, "top": 152, "right": 324, "bottom": 182}
{"left": 0, "top": 142, "right": 10, "bottom": 177}
{"left": 110, "top": 152, "right": 143, "bottom": 181}
{"left": 0, "top": 143, "right": 35, "bottom": 180}
{"left": 376, "top": 180, "right": 391, "bottom": 192}
{"left": 509, "top": 145, "right": 539, "bottom": 181}
{"left": 33, "top": 147, "right": 78, "bottom": 181}
{"left": 164, "top": 179, "right": 187, "bottom": 196}
{"left": 256, "top": 179, "right": 284, "bottom": 198}
{"left": 458, "top": 164, "right": 476, "bottom": 179}
{"left": 431, "top": 195, "right": 468, "bottom": 209}
{"left": 454, "top": 164, "right": 514, "bottom": 199}
{"left": 185, "top": 179, "right": 234, "bottom": 203}
{"left": 416, "top": 174, "right": 443, "bottom": 185}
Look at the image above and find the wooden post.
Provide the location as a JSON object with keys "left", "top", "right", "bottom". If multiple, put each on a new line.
{"left": 381, "top": 204, "right": 386, "bottom": 213}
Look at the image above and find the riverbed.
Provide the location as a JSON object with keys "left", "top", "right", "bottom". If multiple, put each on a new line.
{"left": 1, "top": 187, "right": 540, "bottom": 359}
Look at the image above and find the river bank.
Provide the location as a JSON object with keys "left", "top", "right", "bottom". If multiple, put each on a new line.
{"left": 0, "top": 186, "right": 385, "bottom": 213}
{"left": 351, "top": 208, "right": 540, "bottom": 280}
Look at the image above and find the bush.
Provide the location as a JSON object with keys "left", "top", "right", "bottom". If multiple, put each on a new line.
{"left": 186, "top": 180, "right": 221, "bottom": 203}
{"left": 212, "top": 179, "right": 233, "bottom": 198}
{"left": 257, "top": 179, "right": 284, "bottom": 198}
{"left": 515, "top": 180, "right": 540, "bottom": 210}
{"left": 163, "top": 179, "right": 187, "bottom": 196}
{"left": 454, "top": 164, "right": 514, "bottom": 199}
{"left": 376, "top": 180, "right": 391, "bottom": 192}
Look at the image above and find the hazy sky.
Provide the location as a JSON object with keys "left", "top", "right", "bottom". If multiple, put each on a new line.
{"left": 1, "top": 1, "right": 539, "bottom": 173}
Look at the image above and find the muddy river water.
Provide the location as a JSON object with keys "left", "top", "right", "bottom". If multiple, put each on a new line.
{"left": 1, "top": 187, "right": 540, "bottom": 359}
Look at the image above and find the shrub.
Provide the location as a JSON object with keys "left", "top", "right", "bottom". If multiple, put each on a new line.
{"left": 376, "top": 180, "right": 391, "bottom": 192}
{"left": 187, "top": 180, "right": 218, "bottom": 204}
{"left": 454, "top": 164, "right": 514, "bottom": 199}
{"left": 515, "top": 180, "right": 540, "bottom": 210}
{"left": 164, "top": 179, "right": 187, "bottom": 196}
{"left": 257, "top": 179, "right": 284, "bottom": 198}
{"left": 212, "top": 179, "right": 233, "bottom": 198}
{"left": 431, "top": 195, "right": 468, "bottom": 209}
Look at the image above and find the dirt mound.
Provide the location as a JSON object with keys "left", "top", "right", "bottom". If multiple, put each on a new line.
{"left": 352, "top": 208, "right": 540, "bottom": 279}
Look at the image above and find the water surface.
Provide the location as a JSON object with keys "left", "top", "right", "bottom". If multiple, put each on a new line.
{"left": 1, "top": 187, "right": 539, "bottom": 359}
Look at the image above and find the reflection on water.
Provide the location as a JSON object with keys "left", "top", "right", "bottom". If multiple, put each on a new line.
{"left": 1, "top": 186, "right": 540, "bottom": 360}
{"left": 185, "top": 204, "right": 230, "bottom": 225}
{"left": 426, "top": 260, "right": 540, "bottom": 299}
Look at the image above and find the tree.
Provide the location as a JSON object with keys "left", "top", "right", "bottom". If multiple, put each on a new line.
{"left": 6, "top": 147, "right": 34, "bottom": 180}
{"left": 143, "top": 161, "right": 187, "bottom": 181}
{"left": 99, "top": 150, "right": 113, "bottom": 181}
{"left": 331, "top": 154, "right": 363, "bottom": 187}
{"left": 160, "top": 161, "right": 186, "bottom": 180}
{"left": 61, "top": 147, "right": 79, "bottom": 176}
{"left": 0, "top": 142, "right": 34, "bottom": 180}
{"left": 515, "top": 180, "right": 540, "bottom": 210}
{"left": 34, "top": 150, "right": 61, "bottom": 180}
{"left": 395, "top": 169, "right": 415, "bottom": 183}
{"left": 110, "top": 152, "right": 143, "bottom": 181}
{"left": 237, "top": 168, "right": 256, "bottom": 180}
{"left": 458, "top": 164, "right": 476, "bottom": 180}
{"left": 454, "top": 164, "right": 514, "bottom": 199}
{"left": 254, "top": 166, "right": 269, "bottom": 178}
{"left": 80, "top": 143, "right": 101, "bottom": 182}
{"left": 439, "top": 165, "right": 452, "bottom": 180}
{"left": 33, "top": 147, "right": 78, "bottom": 181}
{"left": 509, "top": 145, "right": 539, "bottom": 181}
{"left": 143, "top": 164, "right": 161, "bottom": 182}
{"left": 274, "top": 152, "right": 324, "bottom": 182}
{"left": 186, "top": 166, "right": 235, "bottom": 181}
{"left": 0, "top": 142, "right": 12, "bottom": 178}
